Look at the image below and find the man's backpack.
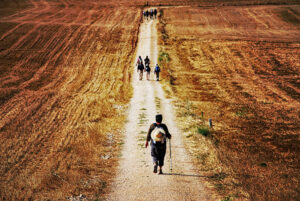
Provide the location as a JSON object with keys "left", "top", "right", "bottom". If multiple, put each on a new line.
{"left": 137, "top": 58, "right": 142, "bottom": 65}
{"left": 155, "top": 66, "right": 160, "bottom": 72}
{"left": 151, "top": 124, "right": 166, "bottom": 144}
{"left": 145, "top": 58, "right": 150, "bottom": 65}
{"left": 145, "top": 63, "right": 150, "bottom": 71}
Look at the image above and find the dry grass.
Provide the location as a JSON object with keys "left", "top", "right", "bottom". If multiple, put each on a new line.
{"left": 0, "top": 0, "right": 141, "bottom": 199}
{"left": 158, "top": 5, "right": 300, "bottom": 201}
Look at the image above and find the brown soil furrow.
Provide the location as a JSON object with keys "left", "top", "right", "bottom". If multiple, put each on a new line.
{"left": 60, "top": 0, "right": 69, "bottom": 9}
{"left": 34, "top": 10, "right": 64, "bottom": 24}
{"left": 33, "top": 25, "right": 67, "bottom": 52}
{"left": 19, "top": 26, "right": 84, "bottom": 90}
{"left": 0, "top": 19, "right": 112, "bottom": 27}
{"left": 0, "top": 24, "right": 39, "bottom": 55}
{"left": 8, "top": 0, "right": 50, "bottom": 23}
{"left": 70, "top": 9, "right": 85, "bottom": 25}
{"left": 73, "top": 9, "right": 87, "bottom": 24}
{"left": 246, "top": 8, "right": 271, "bottom": 29}
{"left": 2, "top": 0, "right": 38, "bottom": 20}
{"left": 0, "top": 23, "right": 24, "bottom": 41}
{"left": 62, "top": 47, "right": 98, "bottom": 94}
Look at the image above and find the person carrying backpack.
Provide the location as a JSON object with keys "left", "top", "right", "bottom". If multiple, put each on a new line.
{"left": 136, "top": 56, "right": 142, "bottom": 66}
{"left": 154, "top": 9, "right": 157, "bottom": 18}
{"left": 150, "top": 9, "right": 153, "bottom": 19}
{"left": 145, "top": 63, "right": 151, "bottom": 80}
{"left": 144, "top": 56, "right": 150, "bottom": 66}
{"left": 136, "top": 56, "right": 144, "bottom": 80}
{"left": 145, "top": 114, "right": 171, "bottom": 174}
{"left": 154, "top": 64, "right": 160, "bottom": 81}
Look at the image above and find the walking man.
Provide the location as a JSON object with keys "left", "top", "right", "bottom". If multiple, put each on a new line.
{"left": 145, "top": 62, "right": 151, "bottom": 80}
{"left": 144, "top": 56, "right": 150, "bottom": 67}
{"left": 145, "top": 114, "right": 171, "bottom": 174}
{"left": 150, "top": 9, "right": 153, "bottom": 19}
{"left": 154, "top": 64, "right": 160, "bottom": 81}
{"left": 136, "top": 56, "right": 144, "bottom": 80}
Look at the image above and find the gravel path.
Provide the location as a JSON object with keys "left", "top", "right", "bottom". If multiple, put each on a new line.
{"left": 107, "top": 17, "right": 214, "bottom": 201}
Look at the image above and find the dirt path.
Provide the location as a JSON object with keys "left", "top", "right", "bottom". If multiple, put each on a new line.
{"left": 107, "top": 17, "right": 216, "bottom": 201}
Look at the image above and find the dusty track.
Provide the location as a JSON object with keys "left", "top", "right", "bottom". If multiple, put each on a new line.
{"left": 107, "top": 17, "right": 218, "bottom": 201}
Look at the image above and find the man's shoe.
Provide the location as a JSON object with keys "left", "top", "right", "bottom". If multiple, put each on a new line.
{"left": 153, "top": 165, "right": 158, "bottom": 173}
{"left": 158, "top": 169, "right": 163, "bottom": 174}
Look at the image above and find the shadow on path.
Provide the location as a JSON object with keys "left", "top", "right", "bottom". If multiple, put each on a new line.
{"left": 162, "top": 173, "right": 208, "bottom": 178}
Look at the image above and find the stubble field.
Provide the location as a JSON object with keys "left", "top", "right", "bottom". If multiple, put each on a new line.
{"left": 1, "top": 0, "right": 299, "bottom": 200}
{"left": 158, "top": 4, "right": 300, "bottom": 201}
{"left": 0, "top": 0, "right": 142, "bottom": 199}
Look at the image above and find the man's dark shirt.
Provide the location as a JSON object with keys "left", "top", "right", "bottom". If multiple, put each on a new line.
{"left": 144, "top": 58, "right": 150, "bottom": 65}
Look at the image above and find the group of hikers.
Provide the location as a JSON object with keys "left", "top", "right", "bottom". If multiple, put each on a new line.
{"left": 143, "top": 9, "right": 157, "bottom": 20}
{"left": 136, "top": 56, "right": 160, "bottom": 81}
{"left": 137, "top": 9, "right": 169, "bottom": 174}
{"left": 136, "top": 57, "right": 171, "bottom": 174}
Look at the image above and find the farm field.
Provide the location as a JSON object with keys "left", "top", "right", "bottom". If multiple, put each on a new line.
{"left": 0, "top": 0, "right": 299, "bottom": 200}
{"left": 0, "top": 0, "right": 141, "bottom": 199}
{"left": 157, "top": 4, "right": 300, "bottom": 200}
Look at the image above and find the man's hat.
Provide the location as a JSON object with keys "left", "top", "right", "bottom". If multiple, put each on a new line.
{"left": 156, "top": 114, "right": 163, "bottom": 123}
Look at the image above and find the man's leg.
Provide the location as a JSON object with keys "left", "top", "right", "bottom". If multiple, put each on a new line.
{"left": 158, "top": 157, "right": 164, "bottom": 174}
{"left": 153, "top": 161, "right": 158, "bottom": 173}
{"left": 151, "top": 144, "right": 159, "bottom": 173}
{"left": 139, "top": 71, "right": 143, "bottom": 80}
{"left": 158, "top": 147, "right": 166, "bottom": 174}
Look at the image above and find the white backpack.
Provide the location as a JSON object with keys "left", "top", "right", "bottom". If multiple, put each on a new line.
{"left": 151, "top": 125, "right": 166, "bottom": 144}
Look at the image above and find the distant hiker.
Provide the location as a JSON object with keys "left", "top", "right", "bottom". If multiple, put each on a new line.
{"left": 136, "top": 56, "right": 144, "bottom": 80}
{"left": 144, "top": 56, "right": 151, "bottom": 80}
{"left": 154, "top": 64, "right": 160, "bottom": 81}
{"left": 143, "top": 11, "right": 146, "bottom": 19}
{"left": 145, "top": 63, "right": 151, "bottom": 80}
{"left": 150, "top": 9, "right": 153, "bottom": 19}
{"left": 154, "top": 9, "right": 157, "bottom": 18}
{"left": 144, "top": 56, "right": 150, "bottom": 66}
{"left": 136, "top": 56, "right": 143, "bottom": 66}
{"left": 145, "top": 114, "right": 171, "bottom": 174}
{"left": 146, "top": 10, "right": 149, "bottom": 20}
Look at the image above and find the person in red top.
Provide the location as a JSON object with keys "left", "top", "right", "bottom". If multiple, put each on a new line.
{"left": 145, "top": 114, "right": 171, "bottom": 174}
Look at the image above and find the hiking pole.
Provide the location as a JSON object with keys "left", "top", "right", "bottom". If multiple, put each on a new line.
{"left": 169, "top": 138, "right": 172, "bottom": 172}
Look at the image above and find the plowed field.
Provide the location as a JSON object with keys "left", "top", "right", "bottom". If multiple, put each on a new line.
{"left": 0, "top": 0, "right": 140, "bottom": 199}
{"left": 158, "top": 4, "right": 300, "bottom": 200}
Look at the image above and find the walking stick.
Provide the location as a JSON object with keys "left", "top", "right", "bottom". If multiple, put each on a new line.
{"left": 169, "top": 138, "right": 172, "bottom": 172}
